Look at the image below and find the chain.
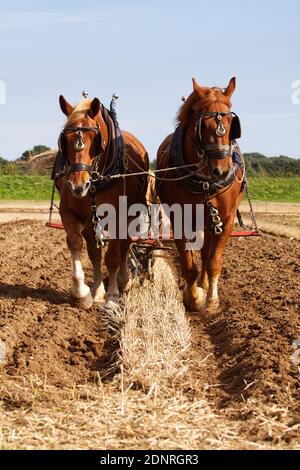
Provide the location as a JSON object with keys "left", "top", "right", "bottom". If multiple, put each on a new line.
{"left": 206, "top": 201, "right": 223, "bottom": 236}
{"left": 244, "top": 177, "right": 258, "bottom": 232}
{"left": 90, "top": 189, "right": 107, "bottom": 248}
{"left": 48, "top": 180, "right": 57, "bottom": 227}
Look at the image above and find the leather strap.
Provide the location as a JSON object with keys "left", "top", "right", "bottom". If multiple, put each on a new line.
{"left": 68, "top": 163, "right": 93, "bottom": 173}
{"left": 196, "top": 112, "right": 237, "bottom": 160}
{"left": 167, "top": 125, "right": 240, "bottom": 196}
{"left": 62, "top": 126, "right": 100, "bottom": 134}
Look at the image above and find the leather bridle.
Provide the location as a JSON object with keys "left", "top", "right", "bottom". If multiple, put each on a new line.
{"left": 58, "top": 125, "right": 103, "bottom": 174}
{"left": 195, "top": 111, "right": 240, "bottom": 160}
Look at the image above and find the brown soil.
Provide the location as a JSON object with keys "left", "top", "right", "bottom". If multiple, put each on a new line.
{"left": 0, "top": 220, "right": 114, "bottom": 388}
{"left": 186, "top": 235, "right": 300, "bottom": 409}
{"left": 0, "top": 220, "right": 299, "bottom": 415}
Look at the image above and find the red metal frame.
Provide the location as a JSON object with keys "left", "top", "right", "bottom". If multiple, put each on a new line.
{"left": 46, "top": 222, "right": 261, "bottom": 238}
{"left": 231, "top": 230, "right": 261, "bottom": 237}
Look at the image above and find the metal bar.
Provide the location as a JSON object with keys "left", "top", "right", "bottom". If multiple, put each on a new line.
{"left": 231, "top": 230, "right": 262, "bottom": 237}
{"left": 46, "top": 223, "right": 262, "bottom": 238}
{"left": 46, "top": 222, "right": 64, "bottom": 230}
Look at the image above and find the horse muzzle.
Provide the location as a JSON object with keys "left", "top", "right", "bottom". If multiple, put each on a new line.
{"left": 68, "top": 179, "right": 91, "bottom": 198}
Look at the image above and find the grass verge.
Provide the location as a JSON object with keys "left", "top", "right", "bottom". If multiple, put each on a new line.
{"left": 0, "top": 175, "right": 299, "bottom": 202}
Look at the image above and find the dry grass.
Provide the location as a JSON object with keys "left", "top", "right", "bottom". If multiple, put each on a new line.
{"left": 1, "top": 375, "right": 300, "bottom": 450}
{"left": 121, "top": 259, "right": 190, "bottom": 392}
{"left": 1, "top": 259, "right": 300, "bottom": 450}
{"left": 240, "top": 215, "right": 300, "bottom": 240}
{"left": 239, "top": 201, "right": 300, "bottom": 240}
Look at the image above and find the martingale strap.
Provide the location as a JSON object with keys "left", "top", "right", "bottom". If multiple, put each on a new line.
{"left": 169, "top": 125, "right": 241, "bottom": 196}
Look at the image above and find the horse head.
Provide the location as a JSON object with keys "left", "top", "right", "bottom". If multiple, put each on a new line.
{"left": 58, "top": 95, "right": 108, "bottom": 198}
{"left": 179, "top": 77, "right": 241, "bottom": 179}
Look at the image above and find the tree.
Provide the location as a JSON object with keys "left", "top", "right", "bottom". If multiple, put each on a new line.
{"left": 0, "top": 156, "right": 9, "bottom": 167}
{"left": 20, "top": 145, "right": 51, "bottom": 161}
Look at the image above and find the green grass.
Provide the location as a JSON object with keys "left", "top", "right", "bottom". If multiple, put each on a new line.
{"left": 0, "top": 175, "right": 299, "bottom": 203}
{"left": 247, "top": 177, "right": 300, "bottom": 202}
{"left": 0, "top": 175, "right": 56, "bottom": 200}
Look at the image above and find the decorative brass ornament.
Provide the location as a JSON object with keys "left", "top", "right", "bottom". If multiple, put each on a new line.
{"left": 216, "top": 114, "right": 226, "bottom": 137}
{"left": 74, "top": 130, "right": 85, "bottom": 152}
{"left": 216, "top": 123, "right": 226, "bottom": 137}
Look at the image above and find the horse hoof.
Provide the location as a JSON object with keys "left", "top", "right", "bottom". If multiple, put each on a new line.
{"left": 105, "top": 296, "right": 119, "bottom": 309}
{"left": 93, "top": 285, "right": 106, "bottom": 304}
{"left": 74, "top": 292, "right": 94, "bottom": 310}
{"left": 183, "top": 287, "right": 206, "bottom": 313}
{"left": 93, "top": 291, "right": 106, "bottom": 304}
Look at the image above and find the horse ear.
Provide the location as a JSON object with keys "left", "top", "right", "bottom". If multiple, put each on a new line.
{"left": 192, "top": 77, "right": 204, "bottom": 97}
{"left": 224, "top": 77, "right": 236, "bottom": 98}
{"left": 59, "top": 95, "right": 74, "bottom": 116}
{"left": 89, "top": 98, "right": 101, "bottom": 119}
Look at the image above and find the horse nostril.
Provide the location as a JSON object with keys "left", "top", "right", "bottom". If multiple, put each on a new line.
{"left": 212, "top": 168, "right": 221, "bottom": 178}
{"left": 69, "top": 180, "right": 90, "bottom": 196}
{"left": 74, "top": 185, "right": 84, "bottom": 194}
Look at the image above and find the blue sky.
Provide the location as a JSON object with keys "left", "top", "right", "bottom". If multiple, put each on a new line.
{"left": 0, "top": 0, "right": 300, "bottom": 160}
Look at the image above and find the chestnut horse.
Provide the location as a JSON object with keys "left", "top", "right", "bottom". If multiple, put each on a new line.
{"left": 156, "top": 77, "right": 244, "bottom": 314}
{"left": 55, "top": 96, "right": 149, "bottom": 309}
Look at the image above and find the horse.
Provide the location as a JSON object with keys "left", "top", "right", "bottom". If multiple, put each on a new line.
{"left": 156, "top": 77, "right": 244, "bottom": 314}
{"left": 54, "top": 95, "right": 149, "bottom": 309}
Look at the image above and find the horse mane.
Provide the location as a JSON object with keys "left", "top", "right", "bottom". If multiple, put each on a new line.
{"left": 65, "top": 98, "right": 93, "bottom": 127}
{"left": 176, "top": 87, "right": 231, "bottom": 127}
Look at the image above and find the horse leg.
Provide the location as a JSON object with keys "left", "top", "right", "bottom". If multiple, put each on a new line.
{"left": 117, "top": 238, "right": 131, "bottom": 292}
{"left": 82, "top": 226, "right": 106, "bottom": 304}
{"left": 105, "top": 239, "right": 121, "bottom": 304}
{"left": 198, "top": 229, "right": 211, "bottom": 295}
{"left": 61, "top": 213, "right": 93, "bottom": 310}
{"left": 175, "top": 239, "right": 205, "bottom": 312}
{"left": 205, "top": 216, "right": 234, "bottom": 312}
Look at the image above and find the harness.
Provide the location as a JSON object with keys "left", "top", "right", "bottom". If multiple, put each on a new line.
{"left": 157, "top": 109, "right": 244, "bottom": 236}
{"left": 168, "top": 125, "right": 242, "bottom": 197}
{"left": 52, "top": 105, "right": 125, "bottom": 192}
{"left": 195, "top": 111, "right": 241, "bottom": 160}
{"left": 52, "top": 96, "right": 148, "bottom": 247}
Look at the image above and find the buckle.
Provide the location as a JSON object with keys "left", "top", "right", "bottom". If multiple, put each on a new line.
{"left": 90, "top": 171, "right": 99, "bottom": 183}
{"left": 203, "top": 182, "right": 210, "bottom": 191}
{"left": 90, "top": 185, "right": 96, "bottom": 194}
